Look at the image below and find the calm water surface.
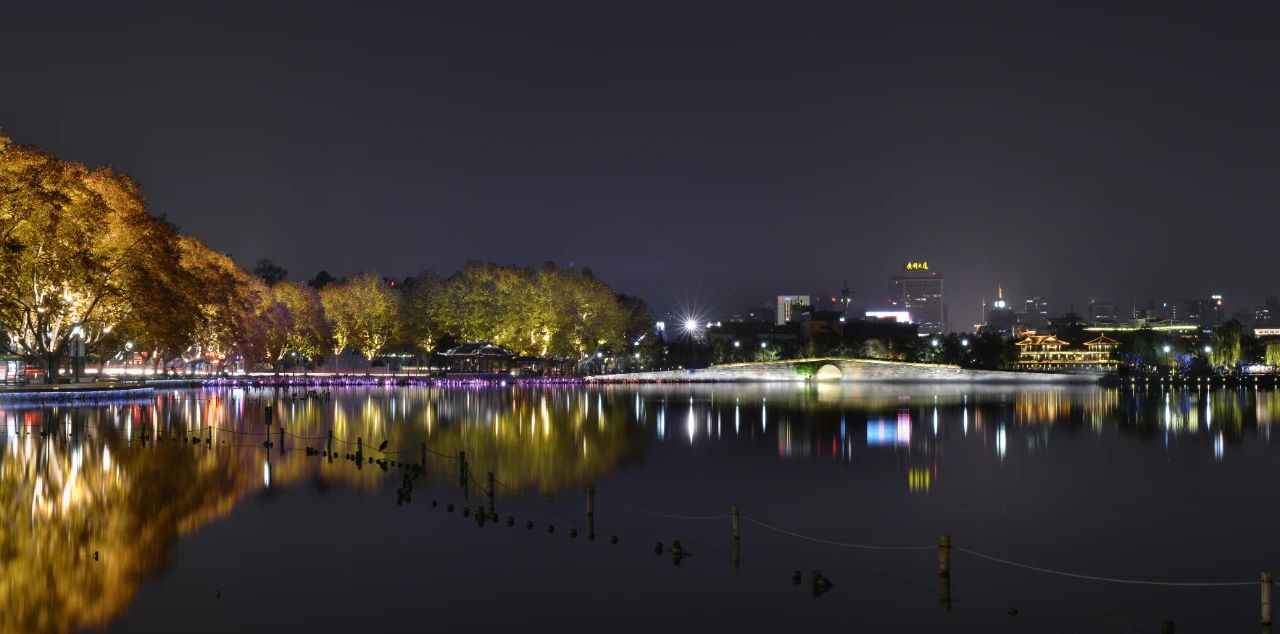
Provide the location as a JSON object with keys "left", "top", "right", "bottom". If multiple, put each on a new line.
{"left": 4, "top": 383, "right": 1280, "bottom": 633}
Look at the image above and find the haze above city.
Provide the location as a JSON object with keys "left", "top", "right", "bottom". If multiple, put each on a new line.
{"left": 3, "top": 1, "right": 1277, "bottom": 327}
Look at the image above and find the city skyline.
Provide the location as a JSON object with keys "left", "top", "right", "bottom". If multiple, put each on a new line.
{"left": 704, "top": 264, "right": 1269, "bottom": 335}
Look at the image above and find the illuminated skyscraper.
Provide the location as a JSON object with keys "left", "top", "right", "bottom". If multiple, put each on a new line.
{"left": 1022, "top": 293, "right": 1049, "bottom": 326}
{"left": 887, "top": 262, "right": 945, "bottom": 334}
{"left": 985, "top": 285, "right": 1017, "bottom": 335}
{"left": 775, "top": 295, "right": 811, "bottom": 325}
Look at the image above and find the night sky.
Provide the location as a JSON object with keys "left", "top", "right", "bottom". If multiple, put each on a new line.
{"left": 4, "top": 1, "right": 1278, "bottom": 327}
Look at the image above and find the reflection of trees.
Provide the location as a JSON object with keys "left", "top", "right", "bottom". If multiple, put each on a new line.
{"left": 0, "top": 405, "right": 374, "bottom": 634}
{"left": 0, "top": 388, "right": 651, "bottom": 633}
{"left": 423, "top": 392, "right": 649, "bottom": 494}
{"left": 2, "top": 384, "right": 1268, "bottom": 633}
{"left": 0, "top": 422, "right": 254, "bottom": 633}
{"left": 1110, "top": 389, "right": 1253, "bottom": 442}
{"left": 275, "top": 388, "right": 651, "bottom": 494}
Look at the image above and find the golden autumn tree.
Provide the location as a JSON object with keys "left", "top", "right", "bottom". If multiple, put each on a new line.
{"left": 321, "top": 272, "right": 399, "bottom": 360}
{"left": 398, "top": 271, "right": 444, "bottom": 354}
{"left": 425, "top": 262, "right": 637, "bottom": 358}
{"left": 270, "top": 280, "right": 329, "bottom": 362}
{"left": 175, "top": 236, "right": 272, "bottom": 370}
{"left": 0, "top": 137, "right": 192, "bottom": 380}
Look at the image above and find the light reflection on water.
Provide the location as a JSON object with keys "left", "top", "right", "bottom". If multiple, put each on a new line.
{"left": 0, "top": 383, "right": 1277, "bottom": 633}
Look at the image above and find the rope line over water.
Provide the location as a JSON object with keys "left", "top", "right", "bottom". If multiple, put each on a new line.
{"left": 955, "top": 548, "right": 1260, "bottom": 587}
{"left": 598, "top": 493, "right": 730, "bottom": 521}
{"left": 743, "top": 517, "right": 935, "bottom": 551}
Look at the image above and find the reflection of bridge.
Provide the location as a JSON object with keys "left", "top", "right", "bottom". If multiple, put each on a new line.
{"left": 592, "top": 358, "right": 1102, "bottom": 383}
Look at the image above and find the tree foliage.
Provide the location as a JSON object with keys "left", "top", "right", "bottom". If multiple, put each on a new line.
{"left": 426, "top": 262, "right": 639, "bottom": 358}
{"left": 0, "top": 133, "right": 652, "bottom": 377}
{"left": 320, "top": 273, "right": 400, "bottom": 359}
{"left": 1210, "top": 321, "right": 1244, "bottom": 370}
{"left": 0, "top": 140, "right": 194, "bottom": 377}
{"left": 1266, "top": 341, "right": 1280, "bottom": 368}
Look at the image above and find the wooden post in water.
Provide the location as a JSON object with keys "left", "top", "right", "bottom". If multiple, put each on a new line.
{"left": 939, "top": 534, "right": 951, "bottom": 575}
{"left": 731, "top": 504, "right": 741, "bottom": 570}
{"left": 206, "top": 426, "right": 212, "bottom": 448}
{"left": 939, "top": 534, "right": 952, "bottom": 612}
{"left": 1263, "top": 572, "right": 1272, "bottom": 629}
{"left": 265, "top": 404, "right": 273, "bottom": 425}
{"left": 357, "top": 437, "right": 363, "bottom": 463}
{"left": 278, "top": 426, "right": 284, "bottom": 455}
{"left": 458, "top": 451, "right": 467, "bottom": 496}
{"left": 586, "top": 485, "right": 596, "bottom": 539}
{"left": 328, "top": 430, "right": 334, "bottom": 460}
{"left": 420, "top": 442, "right": 427, "bottom": 470}
{"left": 486, "top": 471, "right": 496, "bottom": 517}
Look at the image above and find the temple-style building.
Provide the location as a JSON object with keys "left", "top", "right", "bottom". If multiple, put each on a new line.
{"left": 1015, "top": 333, "right": 1119, "bottom": 372}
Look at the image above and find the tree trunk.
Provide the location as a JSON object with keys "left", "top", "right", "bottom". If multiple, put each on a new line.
{"left": 45, "top": 352, "right": 59, "bottom": 384}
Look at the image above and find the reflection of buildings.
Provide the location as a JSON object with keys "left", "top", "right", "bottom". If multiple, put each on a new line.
{"left": 887, "top": 263, "right": 945, "bottom": 334}
{"left": 1015, "top": 334, "right": 1119, "bottom": 371}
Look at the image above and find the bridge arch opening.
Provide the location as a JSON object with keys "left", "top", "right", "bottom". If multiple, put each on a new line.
{"left": 814, "top": 364, "right": 843, "bottom": 381}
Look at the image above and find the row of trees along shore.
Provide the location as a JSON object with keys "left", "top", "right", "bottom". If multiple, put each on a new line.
{"left": 0, "top": 130, "right": 651, "bottom": 381}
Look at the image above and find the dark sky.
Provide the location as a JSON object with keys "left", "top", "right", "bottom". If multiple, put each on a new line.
{"left": 4, "top": 1, "right": 1279, "bottom": 327}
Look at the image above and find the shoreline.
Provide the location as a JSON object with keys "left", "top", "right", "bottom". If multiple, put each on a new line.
{"left": 589, "top": 358, "right": 1104, "bottom": 384}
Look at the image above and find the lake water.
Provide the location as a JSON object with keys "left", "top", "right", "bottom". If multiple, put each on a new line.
{"left": 4, "top": 383, "right": 1280, "bottom": 633}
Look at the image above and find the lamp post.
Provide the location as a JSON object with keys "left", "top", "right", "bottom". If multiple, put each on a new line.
{"left": 683, "top": 319, "right": 700, "bottom": 367}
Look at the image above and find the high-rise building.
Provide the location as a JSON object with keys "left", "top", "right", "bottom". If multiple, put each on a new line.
{"left": 1021, "top": 293, "right": 1048, "bottom": 327}
{"left": 887, "top": 262, "right": 945, "bottom": 334}
{"left": 775, "top": 295, "right": 811, "bottom": 325}
{"left": 1184, "top": 295, "right": 1225, "bottom": 328}
{"left": 1140, "top": 299, "right": 1178, "bottom": 322}
{"left": 1088, "top": 299, "right": 1119, "bottom": 323}
{"left": 984, "top": 285, "right": 1017, "bottom": 335}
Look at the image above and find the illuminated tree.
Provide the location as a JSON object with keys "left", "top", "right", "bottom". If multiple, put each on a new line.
{"left": 320, "top": 272, "right": 399, "bottom": 359}
{"left": 176, "top": 236, "right": 272, "bottom": 369}
{"left": 398, "top": 271, "right": 444, "bottom": 354}
{"left": 1210, "top": 321, "right": 1243, "bottom": 371}
{"left": 271, "top": 281, "right": 328, "bottom": 360}
{"left": 319, "top": 282, "right": 356, "bottom": 356}
{"left": 0, "top": 140, "right": 190, "bottom": 380}
{"left": 1265, "top": 341, "right": 1280, "bottom": 368}
{"left": 429, "top": 262, "right": 535, "bottom": 351}
{"left": 425, "top": 262, "right": 640, "bottom": 359}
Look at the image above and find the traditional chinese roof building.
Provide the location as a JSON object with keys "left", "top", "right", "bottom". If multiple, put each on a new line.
{"left": 1015, "top": 334, "right": 1118, "bottom": 372}
{"left": 439, "top": 341, "right": 516, "bottom": 373}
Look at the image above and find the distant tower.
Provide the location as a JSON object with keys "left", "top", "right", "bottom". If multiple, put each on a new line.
{"left": 887, "top": 262, "right": 945, "bottom": 335}
{"left": 840, "top": 279, "right": 852, "bottom": 317}
{"left": 984, "top": 284, "right": 1017, "bottom": 336}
